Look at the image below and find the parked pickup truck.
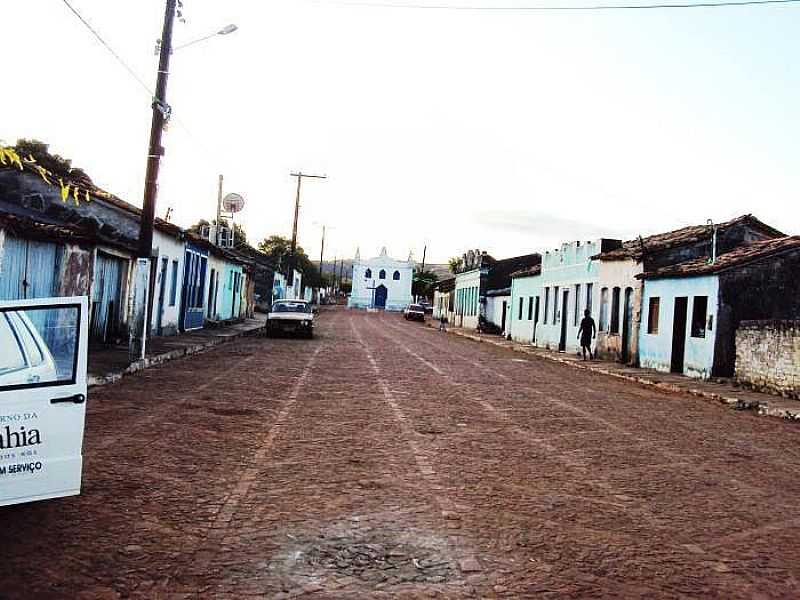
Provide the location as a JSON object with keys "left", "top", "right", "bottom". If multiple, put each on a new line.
{"left": 266, "top": 299, "right": 315, "bottom": 339}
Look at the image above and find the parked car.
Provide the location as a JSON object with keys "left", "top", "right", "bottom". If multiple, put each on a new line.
{"left": 266, "top": 299, "right": 315, "bottom": 339}
{"left": 0, "top": 310, "right": 59, "bottom": 387}
{"left": 419, "top": 301, "right": 433, "bottom": 315}
{"left": 403, "top": 304, "right": 426, "bottom": 322}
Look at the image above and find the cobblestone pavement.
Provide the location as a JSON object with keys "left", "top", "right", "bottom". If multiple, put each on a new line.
{"left": 2, "top": 308, "right": 800, "bottom": 599}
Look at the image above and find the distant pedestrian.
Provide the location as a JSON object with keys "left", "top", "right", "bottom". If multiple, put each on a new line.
{"left": 577, "top": 309, "right": 596, "bottom": 361}
{"left": 439, "top": 312, "right": 447, "bottom": 332}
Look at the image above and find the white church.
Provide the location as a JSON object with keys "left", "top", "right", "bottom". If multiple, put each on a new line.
{"left": 348, "top": 247, "right": 414, "bottom": 311}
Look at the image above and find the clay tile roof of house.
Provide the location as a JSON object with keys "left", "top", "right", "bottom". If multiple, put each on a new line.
{"left": 638, "top": 236, "right": 800, "bottom": 279}
{"left": 594, "top": 214, "right": 785, "bottom": 262}
{"left": 510, "top": 264, "right": 542, "bottom": 279}
{"left": 0, "top": 212, "right": 137, "bottom": 251}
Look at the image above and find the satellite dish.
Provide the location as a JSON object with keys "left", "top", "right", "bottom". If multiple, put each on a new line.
{"left": 222, "top": 193, "right": 245, "bottom": 213}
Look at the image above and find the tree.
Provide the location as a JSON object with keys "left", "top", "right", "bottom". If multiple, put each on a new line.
{"left": 413, "top": 269, "right": 439, "bottom": 300}
{"left": 257, "top": 234, "right": 323, "bottom": 287}
{"left": 448, "top": 256, "right": 463, "bottom": 274}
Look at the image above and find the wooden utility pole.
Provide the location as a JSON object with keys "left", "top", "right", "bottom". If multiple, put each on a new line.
{"left": 138, "top": 0, "right": 177, "bottom": 260}
{"left": 287, "top": 172, "right": 326, "bottom": 293}
{"left": 133, "top": 0, "right": 177, "bottom": 359}
{"left": 318, "top": 225, "right": 326, "bottom": 302}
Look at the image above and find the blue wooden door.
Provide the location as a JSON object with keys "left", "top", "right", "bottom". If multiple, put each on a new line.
{"left": 375, "top": 285, "right": 387, "bottom": 309}
{"left": 181, "top": 246, "right": 208, "bottom": 331}
{"left": 0, "top": 237, "right": 61, "bottom": 300}
{"left": 91, "top": 252, "right": 125, "bottom": 342}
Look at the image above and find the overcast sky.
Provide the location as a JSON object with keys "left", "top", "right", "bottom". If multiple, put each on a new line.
{"left": 2, "top": 0, "right": 798, "bottom": 264}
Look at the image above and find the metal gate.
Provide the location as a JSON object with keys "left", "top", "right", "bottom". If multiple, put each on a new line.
{"left": 91, "top": 252, "right": 125, "bottom": 342}
{"left": 0, "top": 236, "right": 61, "bottom": 300}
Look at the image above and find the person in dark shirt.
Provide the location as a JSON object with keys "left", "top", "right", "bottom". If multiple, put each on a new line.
{"left": 577, "top": 309, "right": 596, "bottom": 360}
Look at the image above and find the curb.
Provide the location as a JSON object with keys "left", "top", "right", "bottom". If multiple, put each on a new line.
{"left": 88, "top": 325, "right": 264, "bottom": 389}
{"left": 438, "top": 325, "right": 799, "bottom": 422}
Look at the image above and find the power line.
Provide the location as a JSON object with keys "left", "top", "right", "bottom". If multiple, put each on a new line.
{"left": 312, "top": 0, "right": 800, "bottom": 10}
{"left": 59, "top": 0, "right": 154, "bottom": 96}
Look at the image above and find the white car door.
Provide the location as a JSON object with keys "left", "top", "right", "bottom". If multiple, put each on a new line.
{"left": 0, "top": 296, "right": 89, "bottom": 507}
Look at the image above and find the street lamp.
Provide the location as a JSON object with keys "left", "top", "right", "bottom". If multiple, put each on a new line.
{"left": 156, "top": 24, "right": 238, "bottom": 54}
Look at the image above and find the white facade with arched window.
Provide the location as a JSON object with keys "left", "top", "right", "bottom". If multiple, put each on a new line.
{"left": 348, "top": 247, "right": 413, "bottom": 311}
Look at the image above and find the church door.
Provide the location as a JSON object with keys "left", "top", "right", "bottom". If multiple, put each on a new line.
{"left": 374, "top": 285, "right": 388, "bottom": 309}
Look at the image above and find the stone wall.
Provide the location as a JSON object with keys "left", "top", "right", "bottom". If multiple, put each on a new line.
{"left": 735, "top": 320, "right": 800, "bottom": 399}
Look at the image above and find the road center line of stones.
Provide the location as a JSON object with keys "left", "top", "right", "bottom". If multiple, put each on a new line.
{"left": 350, "top": 319, "right": 484, "bottom": 579}
{"left": 209, "top": 343, "right": 325, "bottom": 541}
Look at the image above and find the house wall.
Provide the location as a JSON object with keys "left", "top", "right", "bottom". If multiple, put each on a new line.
{"left": 485, "top": 295, "right": 510, "bottom": 333}
{"left": 595, "top": 259, "right": 644, "bottom": 363}
{"left": 508, "top": 274, "right": 543, "bottom": 344}
{"left": 714, "top": 249, "right": 800, "bottom": 377}
{"left": 454, "top": 269, "right": 483, "bottom": 329}
{"left": 205, "top": 254, "right": 225, "bottom": 320}
{"left": 535, "top": 241, "right": 603, "bottom": 354}
{"left": 433, "top": 288, "right": 454, "bottom": 323}
{"left": 219, "top": 263, "right": 244, "bottom": 320}
{"left": 638, "top": 275, "right": 718, "bottom": 379}
{"left": 735, "top": 320, "right": 800, "bottom": 399}
{"left": 150, "top": 230, "right": 184, "bottom": 336}
{"left": 0, "top": 229, "right": 93, "bottom": 300}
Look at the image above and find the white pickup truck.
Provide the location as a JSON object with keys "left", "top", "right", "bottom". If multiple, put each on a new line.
{"left": 265, "top": 299, "right": 315, "bottom": 339}
{"left": 1, "top": 296, "right": 89, "bottom": 507}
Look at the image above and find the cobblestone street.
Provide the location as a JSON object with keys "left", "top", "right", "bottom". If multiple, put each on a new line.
{"left": 2, "top": 307, "right": 800, "bottom": 599}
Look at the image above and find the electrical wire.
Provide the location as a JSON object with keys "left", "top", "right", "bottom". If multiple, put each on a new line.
{"left": 60, "top": 0, "right": 154, "bottom": 96}
{"left": 311, "top": 0, "right": 800, "bottom": 9}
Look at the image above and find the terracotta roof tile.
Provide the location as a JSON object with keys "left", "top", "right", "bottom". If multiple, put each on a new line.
{"left": 595, "top": 214, "right": 784, "bottom": 261}
{"left": 639, "top": 236, "right": 800, "bottom": 279}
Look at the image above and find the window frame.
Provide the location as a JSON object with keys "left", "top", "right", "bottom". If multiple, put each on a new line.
{"left": 647, "top": 297, "right": 660, "bottom": 335}
{"left": 691, "top": 296, "right": 708, "bottom": 338}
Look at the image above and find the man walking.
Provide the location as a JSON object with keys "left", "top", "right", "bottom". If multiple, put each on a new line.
{"left": 439, "top": 311, "right": 447, "bottom": 332}
{"left": 577, "top": 309, "right": 596, "bottom": 361}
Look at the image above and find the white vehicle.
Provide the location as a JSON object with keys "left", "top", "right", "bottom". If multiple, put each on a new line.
{"left": 0, "top": 297, "right": 89, "bottom": 507}
{"left": 266, "top": 299, "right": 315, "bottom": 339}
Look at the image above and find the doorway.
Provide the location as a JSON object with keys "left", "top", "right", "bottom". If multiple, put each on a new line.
{"left": 500, "top": 301, "right": 507, "bottom": 332}
{"left": 558, "top": 290, "right": 569, "bottom": 352}
{"left": 156, "top": 257, "right": 169, "bottom": 335}
{"left": 533, "top": 296, "right": 540, "bottom": 343}
{"left": 671, "top": 297, "right": 688, "bottom": 373}
{"left": 374, "top": 285, "right": 388, "bottom": 309}
{"left": 621, "top": 287, "right": 634, "bottom": 363}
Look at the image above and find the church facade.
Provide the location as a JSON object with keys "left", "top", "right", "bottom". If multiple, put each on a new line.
{"left": 348, "top": 247, "right": 413, "bottom": 311}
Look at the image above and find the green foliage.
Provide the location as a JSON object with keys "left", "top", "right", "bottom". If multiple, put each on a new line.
{"left": 448, "top": 256, "right": 463, "bottom": 274}
{"left": 413, "top": 269, "right": 439, "bottom": 300}
{"left": 258, "top": 234, "right": 323, "bottom": 286}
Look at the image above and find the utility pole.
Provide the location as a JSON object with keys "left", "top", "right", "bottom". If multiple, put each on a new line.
{"left": 338, "top": 259, "right": 344, "bottom": 292}
{"left": 287, "top": 172, "right": 326, "bottom": 296}
{"left": 133, "top": 0, "right": 177, "bottom": 359}
{"left": 418, "top": 244, "right": 427, "bottom": 302}
{"left": 318, "top": 225, "right": 326, "bottom": 303}
{"left": 215, "top": 174, "right": 223, "bottom": 245}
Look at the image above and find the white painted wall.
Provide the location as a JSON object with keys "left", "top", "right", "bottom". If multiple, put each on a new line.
{"left": 595, "top": 258, "right": 644, "bottom": 362}
{"left": 485, "top": 294, "right": 510, "bottom": 334}
{"left": 454, "top": 268, "right": 482, "bottom": 329}
{"left": 508, "top": 274, "right": 543, "bottom": 343}
{"left": 150, "top": 230, "right": 185, "bottom": 336}
{"left": 639, "top": 275, "right": 719, "bottom": 379}
{"left": 349, "top": 249, "right": 413, "bottom": 311}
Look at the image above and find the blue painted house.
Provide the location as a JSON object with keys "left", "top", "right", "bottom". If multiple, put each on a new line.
{"left": 638, "top": 236, "right": 800, "bottom": 379}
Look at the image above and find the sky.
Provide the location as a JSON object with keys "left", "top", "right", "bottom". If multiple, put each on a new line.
{"left": 2, "top": 0, "right": 798, "bottom": 264}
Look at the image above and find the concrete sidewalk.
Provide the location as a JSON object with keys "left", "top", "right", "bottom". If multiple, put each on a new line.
{"left": 434, "top": 324, "right": 800, "bottom": 422}
{"left": 88, "top": 313, "right": 267, "bottom": 387}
